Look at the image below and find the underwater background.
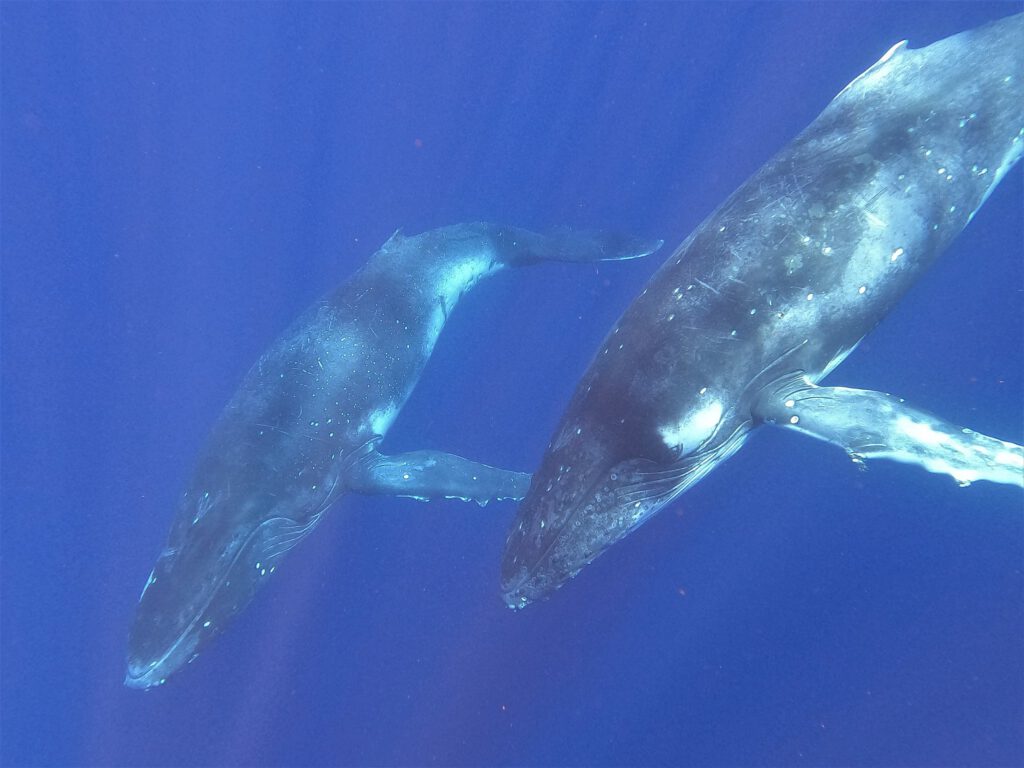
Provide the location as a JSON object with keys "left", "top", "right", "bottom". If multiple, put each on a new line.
{"left": 2, "top": 2, "right": 1021, "bottom": 766}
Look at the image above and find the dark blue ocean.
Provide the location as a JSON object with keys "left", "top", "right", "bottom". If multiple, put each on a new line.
{"left": 2, "top": 3, "right": 1021, "bottom": 766}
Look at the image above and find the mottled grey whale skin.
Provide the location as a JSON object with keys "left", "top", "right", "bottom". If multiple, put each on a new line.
{"left": 126, "top": 223, "right": 661, "bottom": 689}
{"left": 502, "top": 14, "right": 1024, "bottom": 609}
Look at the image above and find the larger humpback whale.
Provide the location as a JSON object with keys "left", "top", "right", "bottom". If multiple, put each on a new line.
{"left": 126, "top": 223, "right": 660, "bottom": 688}
{"left": 502, "top": 14, "right": 1024, "bottom": 608}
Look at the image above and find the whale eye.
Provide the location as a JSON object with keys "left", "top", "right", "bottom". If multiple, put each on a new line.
{"left": 609, "top": 471, "right": 618, "bottom": 481}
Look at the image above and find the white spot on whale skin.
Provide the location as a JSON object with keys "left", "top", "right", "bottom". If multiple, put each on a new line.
{"left": 659, "top": 400, "right": 723, "bottom": 450}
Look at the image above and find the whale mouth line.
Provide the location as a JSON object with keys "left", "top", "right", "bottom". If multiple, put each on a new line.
{"left": 125, "top": 515, "right": 304, "bottom": 689}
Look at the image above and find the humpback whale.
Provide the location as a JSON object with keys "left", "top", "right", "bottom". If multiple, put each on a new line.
{"left": 126, "top": 223, "right": 660, "bottom": 688}
{"left": 502, "top": 14, "right": 1024, "bottom": 608}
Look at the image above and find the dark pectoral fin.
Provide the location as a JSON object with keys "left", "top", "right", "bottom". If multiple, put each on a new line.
{"left": 346, "top": 449, "right": 532, "bottom": 505}
{"left": 753, "top": 378, "right": 1024, "bottom": 488}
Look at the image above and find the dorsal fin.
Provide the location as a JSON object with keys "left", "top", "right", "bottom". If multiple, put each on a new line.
{"left": 833, "top": 39, "right": 908, "bottom": 101}
{"left": 382, "top": 228, "right": 403, "bottom": 250}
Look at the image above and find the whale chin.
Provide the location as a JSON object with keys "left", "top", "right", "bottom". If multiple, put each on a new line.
{"left": 501, "top": 574, "right": 584, "bottom": 611}
{"left": 501, "top": 561, "right": 574, "bottom": 610}
{"left": 124, "top": 628, "right": 200, "bottom": 690}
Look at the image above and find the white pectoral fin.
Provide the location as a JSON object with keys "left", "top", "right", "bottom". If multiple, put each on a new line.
{"left": 753, "top": 378, "right": 1023, "bottom": 488}
{"left": 345, "top": 448, "right": 531, "bottom": 505}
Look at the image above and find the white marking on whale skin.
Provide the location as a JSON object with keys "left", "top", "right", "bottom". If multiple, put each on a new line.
{"left": 424, "top": 306, "right": 447, "bottom": 354}
{"left": 659, "top": 400, "right": 724, "bottom": 450}
{"left": 418, "top": 256, "right": 502, "bottom": 356}
{"left": 899, "top": 417, "right": 950, "bottom": 448}
{"left": 191, "top": 490, "right": 217, "bottom": 526}
{"left": 884, "top": 416, "right": 1024, "bottom": 487}
{"left": 369, "top": 404, "right": 399, "bottom": 437}
{"left": 762, "top": 175, "right": 924, "bottom": 348}
{"left": 995, "top": 450, "right": 1024, "bottom": 471}
{"left": 863, "top": 210, "right": 888, "bottom": 229}
{"left": 819, "top": 342, "right": 859, "bottom": 380}
{"left": 138, "top": 569, "right": 157, "bottom": 602}
{"left": 437, "top": 257, "right": 499, "bottom": 314}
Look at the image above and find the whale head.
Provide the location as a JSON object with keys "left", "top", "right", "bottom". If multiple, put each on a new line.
{"left": 501, "top": 376, "right": 748, "bottom": 609}
{"left": 126, "top": 487, "right": 322, "bottom": 689}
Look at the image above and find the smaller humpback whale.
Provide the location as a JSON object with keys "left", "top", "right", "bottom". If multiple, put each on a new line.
{"left": 502, "top": 14, "right": 1024, "bottom": 608}
{"left": 126, "top": 223, "right": 661, "bottom": 688}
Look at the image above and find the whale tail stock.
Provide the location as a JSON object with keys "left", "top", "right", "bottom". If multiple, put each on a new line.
{"left": 339, "top": 221, "right": 663, "bottom": 507}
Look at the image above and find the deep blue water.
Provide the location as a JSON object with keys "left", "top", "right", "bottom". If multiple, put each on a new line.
{"left": 2, "top": 3, "right": 1021, "bottom": 766}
